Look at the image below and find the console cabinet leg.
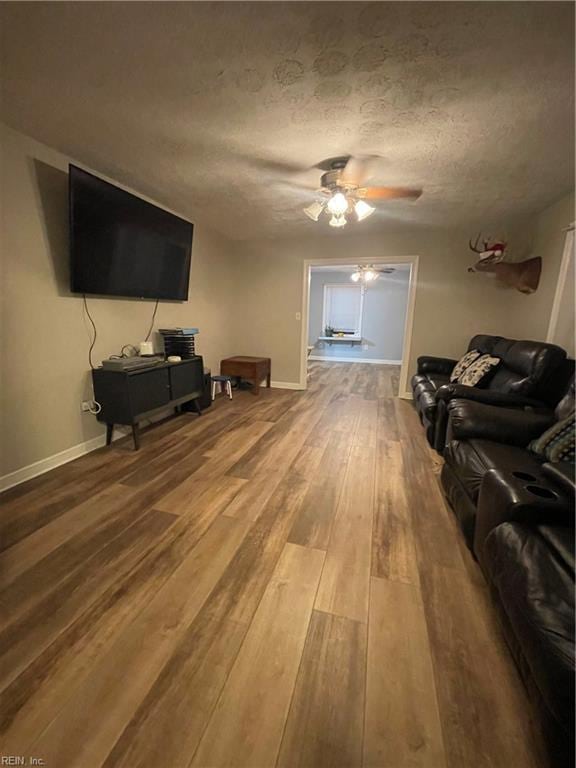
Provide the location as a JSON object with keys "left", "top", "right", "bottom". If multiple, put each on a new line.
{"left": 192, "top": 398, "right": 202, "bottom": 416}
{"left": 132, "top": 423, "right": 140, "bottom": 451}
{"left": 106, "top": 423, "right": 114, "bottom": 446}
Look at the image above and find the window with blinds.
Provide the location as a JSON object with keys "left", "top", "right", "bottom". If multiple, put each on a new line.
{"left": 322, "top": 284, "right": 364, "bottom": 334}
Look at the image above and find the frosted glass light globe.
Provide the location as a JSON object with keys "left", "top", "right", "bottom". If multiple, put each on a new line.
{"left": 327, "top": 192, "right": 348, "bottom": 216}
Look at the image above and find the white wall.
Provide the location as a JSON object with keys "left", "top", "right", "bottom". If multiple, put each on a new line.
{"left": 308, "top": 269, "right": 409, "bottom": 362}
{"left": 530, "top": 192, "right": 575, "bottom": 353}
{"left": 0, "top": 125, "right": 237, "bottom": 479}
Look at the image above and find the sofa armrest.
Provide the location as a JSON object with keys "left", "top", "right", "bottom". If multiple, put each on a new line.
{"left": 474, "top": 469, "right": 572, "bottom": 572}
{"left": 542, "top": 462, "right": 576, "bottom": 496}
{"left": 447, "top": 399, "right": 554, "bottom": 447}
{"left": 417, "top": 356, "right": 457, "bottom": 376}
{"left": 436, "top": 383, "right": 544, "bottom": 409}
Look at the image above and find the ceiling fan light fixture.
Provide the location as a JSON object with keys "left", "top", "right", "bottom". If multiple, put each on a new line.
{"left": 364, "top": 268, "right": 378, "bottom": 281}
{"left": 354, "top": 200, "right": 375, "bottom": 222}
{"left": 327, "top": 192, "right": 348, "bottom": 216}
{"left": 303, "top": 200, "right": 325, "bottom": 222}
{"left": 350, "top": 271, "right": 361, "bottom": 282}
{"left": 329, "top": 214, "right": 347, "bottom": 228}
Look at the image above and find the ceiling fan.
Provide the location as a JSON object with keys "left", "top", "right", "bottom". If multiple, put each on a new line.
{"left": 303, "top": 156, "right": 422, "bottom": 228}
{"left": 350, "top": 265, "right": 395, "bottom": 283}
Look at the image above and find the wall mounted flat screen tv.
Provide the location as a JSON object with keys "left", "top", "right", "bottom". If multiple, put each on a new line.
{"left": 69, "top": 165, "right": 193, "bottom": 300}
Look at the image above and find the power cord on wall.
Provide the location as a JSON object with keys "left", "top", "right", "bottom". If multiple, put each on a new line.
{"left": 82, "top": 296, "right": 161, "bottom": 418}
{"left": 83, "top": 295, "right": 160, "bottom": 370}
{"left": 83, "top": 294, "right": 98, "bottom": 370}
{"left": 144, "top": 299, "right": 160, "bottom": 341}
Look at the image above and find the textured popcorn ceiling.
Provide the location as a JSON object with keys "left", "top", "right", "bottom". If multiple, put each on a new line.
{"left": 1, "top": 2, "right": 574, "bottom": 240}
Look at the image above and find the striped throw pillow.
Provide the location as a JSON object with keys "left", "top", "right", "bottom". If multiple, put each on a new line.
{"left": 529, "top": 412, "right": 575, "bottom": 463}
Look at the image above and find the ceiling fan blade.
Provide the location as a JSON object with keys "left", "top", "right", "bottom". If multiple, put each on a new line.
{"left": 358, "top": 186, "right": 422, "bottom": 201}
{"left": 341, "top": 155, "right": 381, "bottom": 185}
{"left": 275, "top": 179, "right": 321, "bottom": 195}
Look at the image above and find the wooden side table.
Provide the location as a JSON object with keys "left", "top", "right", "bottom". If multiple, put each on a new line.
{"left": 220, "top": 356, "right": 271, "bottom": 396}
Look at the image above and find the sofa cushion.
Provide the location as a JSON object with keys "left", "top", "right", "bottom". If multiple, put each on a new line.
{"left": 487, "top": 339, "right": 566, "bottom": 397}
{"left": 443, "top": 438, "right": 543, "bottom": 502}
{"left": 484, "top": 522, "right": 575, "bottom": 734}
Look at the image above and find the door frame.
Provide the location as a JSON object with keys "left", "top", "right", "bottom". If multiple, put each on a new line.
{"left": 299, "top": 255, "right": 419, "bottom": 397}
{"left": 546, "top": 225, "right": 574, "bottom": 346}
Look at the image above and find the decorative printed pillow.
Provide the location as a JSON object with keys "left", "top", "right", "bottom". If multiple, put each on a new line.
{"left": 457, "top": 354, "right": 501, "bottom": 387}
{"left": 529, "top": 412, "right": 575, "bottom": 463}
{"left": 450, "top": 349, "right": 482, "bottom": 383}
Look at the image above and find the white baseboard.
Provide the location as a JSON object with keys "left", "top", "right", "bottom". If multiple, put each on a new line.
{"left": 1, "top": 433, "right": 99, "bottom": 492}
{"left": 399, "top": 391, "right": 413, "bottom": 400}
{"left": 309, "top": 356, "right": 402, "bottom": 365}
{"left": 270, "top": 380, "right": 304, "bottom": 390}
{"left": 0, "top": 424, "right": 134, "bottom": 493}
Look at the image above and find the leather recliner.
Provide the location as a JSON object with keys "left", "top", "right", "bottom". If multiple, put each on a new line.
{"left": 441, "top": 373, "right": 574, "bottom": 546}
{"left": 411, "top": 335, "right": 567, "bottom": 449}
{"left": 477, "top": 464, "right": 575, "bottom": 768}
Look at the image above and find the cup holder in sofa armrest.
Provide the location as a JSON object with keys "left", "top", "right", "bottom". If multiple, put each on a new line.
{"left": 474, "top": 469, "right": 572, "bottom": 571}
{"left": 525, "top": 485, "right": 559, "bottom": 500}
{"left": 512, "top": 471, "right": 538, "bottom": 482}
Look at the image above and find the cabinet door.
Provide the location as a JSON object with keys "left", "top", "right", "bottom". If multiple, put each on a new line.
{"left": 170, "top": 359, "right": 203, "bottom": 400}
{"left": 127, "top": 368, "right": 170, "bottom": 415}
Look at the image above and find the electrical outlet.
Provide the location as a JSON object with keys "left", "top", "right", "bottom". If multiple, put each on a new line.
{"left": 81, "top": 400, "right": 92, "bottom": 412}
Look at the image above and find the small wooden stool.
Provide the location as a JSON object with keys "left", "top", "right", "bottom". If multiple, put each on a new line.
{"left": 220, "top": 356, "right": 271, "bottom": 396}
{"left": 211, "top": 374, "right": 233, "bottom": 400}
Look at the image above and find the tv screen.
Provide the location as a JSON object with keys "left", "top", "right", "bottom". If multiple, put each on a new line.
{"left": 69, "top": 165, "right": 193, "bottom": 300}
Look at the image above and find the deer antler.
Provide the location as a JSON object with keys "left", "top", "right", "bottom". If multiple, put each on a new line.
{"left": 469, "top": 233, "right": 483, "bottom": 253}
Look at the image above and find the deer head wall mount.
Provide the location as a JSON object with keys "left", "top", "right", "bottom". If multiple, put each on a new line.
{"left": 468, "top": 234, "right": 541, "bottom": 294}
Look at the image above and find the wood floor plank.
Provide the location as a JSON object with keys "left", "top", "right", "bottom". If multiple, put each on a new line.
{"left": 314, "top": 442, "right": 375, "bottom": 623}
{"left": 0, "top": 477, "right": 245, "bottom": 752}
{"left": 27, "top": 515, "right": 252, "bottom": 768}
{"left": 0, "top": 483, "right": 136, "bottom": 585}
{"left": 288, "top": 429, "right": 351, "bottom": 550}
{"left": 363, "top": 576, "right": 446, "bottom": 768}
{"left": 0, "top": 507, "right": 176, "bottom": 691}
{"left": 153, "top": 472, "right": 247, "bottom": 516}
{"left": 420, "top": 564, "right": 541, "bottom": 768}
{"left": 0, "top": 483, "right": 151, "bottom": 626}
{"left": 101, "top": 471, "right": 320, "bottom": 768}
{"left": 371, "top": 440, "right": 419, "bottom": 584}
{"left": 222, "top": 428, "right": 325, "bottom": 524}
{"left": 400, "top": 437, "right": 465, "bottom": 572}
{"left": 190, "top": 543, "right": 325, "bottom": 768}
{"left": 276, "top": 610, "right": 367, "bottom": 768}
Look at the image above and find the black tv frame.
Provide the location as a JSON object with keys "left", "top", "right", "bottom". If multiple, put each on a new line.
{"left": 69, "top": 164, "right": 193, "bottom": 301}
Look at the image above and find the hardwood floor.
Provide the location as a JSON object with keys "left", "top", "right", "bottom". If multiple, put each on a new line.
{"left": 0, "top": 362, "right": 545, "bottom": 768}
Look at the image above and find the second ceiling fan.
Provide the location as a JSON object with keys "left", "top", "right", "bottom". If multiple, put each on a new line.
{"left": 303, "top": 155, "right": 422, "bottom": 228}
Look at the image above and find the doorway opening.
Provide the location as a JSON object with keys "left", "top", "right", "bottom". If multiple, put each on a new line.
{"left": 300, "top": 257, "right": 419, "bottom": 397}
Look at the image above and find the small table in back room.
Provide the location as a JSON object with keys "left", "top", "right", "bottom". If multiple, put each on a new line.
{"left": 220, "top": 356, "right": 271, "bottom": 396}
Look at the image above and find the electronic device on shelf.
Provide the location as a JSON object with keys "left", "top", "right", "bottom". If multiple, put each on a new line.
{"left": 101, "top": 355, "right": 164, "bottom": 371}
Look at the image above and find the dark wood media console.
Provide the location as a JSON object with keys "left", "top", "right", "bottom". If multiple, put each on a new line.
{"left": 92, "top": 356, "right": 204, "bottom": 449}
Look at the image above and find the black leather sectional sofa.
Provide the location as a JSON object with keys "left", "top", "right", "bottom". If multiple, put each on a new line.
{"left": 411, "top": 334, "right": 568, "bottom": 451}
{"left": 410, "top": 336, "right": 575, "bottom": 768}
